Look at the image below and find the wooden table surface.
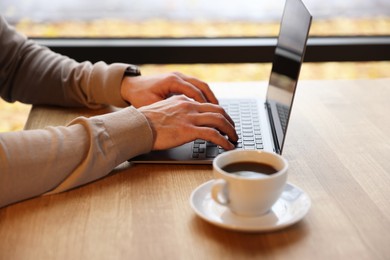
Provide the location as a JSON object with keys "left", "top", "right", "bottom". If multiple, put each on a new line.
{"left": 1, "top": 79, "right": 390, "bottom": 260}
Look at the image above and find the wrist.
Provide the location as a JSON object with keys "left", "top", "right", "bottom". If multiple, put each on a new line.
{"left": 121, "top": 65, "right": 141, "bottom": 105}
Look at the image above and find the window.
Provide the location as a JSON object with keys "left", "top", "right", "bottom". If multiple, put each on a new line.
{"left": 1, "top": 0, "right": 389, "bottom": 132}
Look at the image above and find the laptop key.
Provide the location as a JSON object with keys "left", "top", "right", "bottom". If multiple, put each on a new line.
{"left": 206, "top": 147, "right": 219, "bottom": 158}
{"left": 192, "top": 153, "right": 200, "bottom": 158}
{"left": 256, "top": 144, "right": 264, "bottom": 149}
{"left": 206, "top": 141, "right": 217, "bottom": 147}
{"left": 194, "top": 139, "right": 206, "bottom": 144}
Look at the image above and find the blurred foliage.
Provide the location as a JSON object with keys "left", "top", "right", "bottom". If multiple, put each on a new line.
{"left": 13, "top": 17, "right": 390, "bottom": 37}
{"left": 0, "top": 101, "right": 30, "bottom": 132}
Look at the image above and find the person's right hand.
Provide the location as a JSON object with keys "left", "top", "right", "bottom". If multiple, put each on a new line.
{"left": 138, "top": 95, "right": 238, "bottom": 151}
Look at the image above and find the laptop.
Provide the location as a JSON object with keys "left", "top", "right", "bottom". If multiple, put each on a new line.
{"left": 131, "top": 0, "right": 312, "bottom": 164}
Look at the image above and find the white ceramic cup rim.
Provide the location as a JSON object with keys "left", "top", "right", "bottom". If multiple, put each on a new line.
{"left": 213, "top": 150, "right": 288, "bottom": 179}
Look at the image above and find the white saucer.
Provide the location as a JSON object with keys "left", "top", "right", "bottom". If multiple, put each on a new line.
{"left": 190, "top": 180, "right": 311, "bottom": 232}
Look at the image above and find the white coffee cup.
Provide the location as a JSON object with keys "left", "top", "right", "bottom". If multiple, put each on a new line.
{"left": 211, "top": 150, "right": 288, "bottom": 217}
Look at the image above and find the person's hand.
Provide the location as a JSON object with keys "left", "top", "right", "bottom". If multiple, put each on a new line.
{"left": 120, "top": 72, "right": 218, "bottom": 108}
{"left": 138, "top": 95, "right": 238, "bottom": 151}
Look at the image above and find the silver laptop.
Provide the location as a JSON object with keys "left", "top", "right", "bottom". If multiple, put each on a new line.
{"left": 131, "top": 0, "right": 312, "bottom": 164}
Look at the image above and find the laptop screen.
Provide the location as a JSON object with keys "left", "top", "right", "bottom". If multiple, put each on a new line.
{"left": 266, "top": 0, "right": 312, "bottom": 153}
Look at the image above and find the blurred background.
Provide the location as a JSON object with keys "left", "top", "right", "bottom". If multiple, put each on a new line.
{"left": 1, "top": 0, "right": 389, "bottom": 131}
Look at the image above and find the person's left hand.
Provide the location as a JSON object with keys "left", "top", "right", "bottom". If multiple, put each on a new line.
{"left": 120, "top": 72, "right": 218, "bottom": 108}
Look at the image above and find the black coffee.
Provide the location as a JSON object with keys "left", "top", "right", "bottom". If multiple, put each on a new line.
{"left": 222, "top": 162, "right": 278, "bottom": 178}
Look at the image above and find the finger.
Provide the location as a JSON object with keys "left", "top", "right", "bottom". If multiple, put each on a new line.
{"left": 169, "top": 79, "right": 209, "bottom": 104}
{"left": 193, "top": 103, "right": 235, "bottom": 127}
{"left": 173, "top": 72, "right": 219, "bottom": 104}
{"left": 193, "top": 127, "right": 236, "bottom": 151}
{"left": 193, "top": 112, "right": 238, "bottom": 143}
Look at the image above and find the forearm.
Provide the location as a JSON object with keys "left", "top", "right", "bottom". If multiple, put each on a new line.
{"left": 0, "top": 107, "right": 153, "bottom": 208}
{"left": 0, "top": 15, "right": 129, "bottom": 108}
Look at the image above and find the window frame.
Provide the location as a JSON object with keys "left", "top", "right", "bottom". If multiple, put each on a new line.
{"left": 34, "top": 36, "right": 390, "bottom": 64}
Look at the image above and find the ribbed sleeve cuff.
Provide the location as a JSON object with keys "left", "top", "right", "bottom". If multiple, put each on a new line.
{"left": 89, "top": 62, "right": 129, "bottom": 107}
{"left": 96, "top": 106, "right": 154, "bottom": 164}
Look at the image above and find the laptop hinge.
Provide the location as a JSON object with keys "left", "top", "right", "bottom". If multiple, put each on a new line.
{"left": 265, "top": 102, "right": 281, "bottom": 154}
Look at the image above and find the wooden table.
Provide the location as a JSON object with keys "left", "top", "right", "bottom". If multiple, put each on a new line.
{"left": 1, "top": 79, "right": 390, "bottom": 259}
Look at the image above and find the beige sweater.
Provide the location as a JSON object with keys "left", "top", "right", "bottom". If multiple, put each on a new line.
{"left": 0, "top": 16, "right": 153, "bottom": 208}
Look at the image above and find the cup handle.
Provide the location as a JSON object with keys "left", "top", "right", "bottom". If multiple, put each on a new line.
{"left": 211, "top": 179, "right": 229, "bottom": 206}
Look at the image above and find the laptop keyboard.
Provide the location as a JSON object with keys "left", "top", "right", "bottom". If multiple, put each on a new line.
{"left": 192, "top": 99, "right": 264, "bottom": 159}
